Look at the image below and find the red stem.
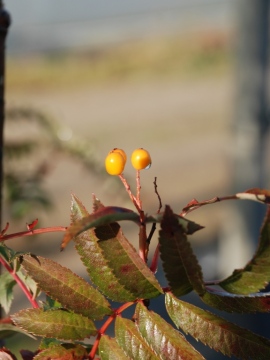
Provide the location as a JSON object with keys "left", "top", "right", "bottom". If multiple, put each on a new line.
{"left": 0, "top": 256, "right": 39, "bottom": 308}
{"left": 89, "top": 301, "right": 136, "bottom": 359}
{"left": 150, "top": 243, "right": 160, "bottom": 273}
{"left": 0, "top": 226, "right": 67, "bottom": 242}
{"left": 118, "top": 174, "right": 141, "bottom": 212}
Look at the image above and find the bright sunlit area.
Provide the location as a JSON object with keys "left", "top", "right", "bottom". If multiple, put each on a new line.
{"left": 3, "top": 1, "right": 270, "bottom": 359}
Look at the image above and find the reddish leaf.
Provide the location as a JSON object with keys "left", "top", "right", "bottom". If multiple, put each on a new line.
{"left": 134, "top": 302, "right": 205, "bottom": 360}
{"left": 115, "top": 316, "right": 159, "bottom": 359}
{"left": 22, "top": 255, "right": 112, "bottom": 320}
{"left": 71, "top": 195, "right": 163, "bottom": 302}
{"left": 166, "top": 292, "right": 270, "bottom": 359}
{"left": 61, "top": 206, "right": 139, "bottom": 250}
{"left": 159, "top": 205, "right": 205, "bottom": 296}
{"left": 99, "top": 335, "right": 129, "bottom": 360}
{"left": 219, "top": 206, "right": 270, "bottom": 294}
{"left": 34, "top": 344, "right": 88, "bottom": 360}
{"left": 202, "top": 287, "right": 270, "bottom": 313}
{"left": 11, "top": 308, "right": 96, "bottom": 340}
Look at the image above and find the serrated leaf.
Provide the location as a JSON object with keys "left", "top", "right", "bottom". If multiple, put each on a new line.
{"left": 12, "top": 308, "right": 96, "bottom": 340}
{"left": 34, "top": 343, "right": 88, "bottom": 360}
{"left": 159, "top": 205, "right": 205, "bottom": 296}
{"left": 115, "top": 316, "right": 159, "bottom": 360}
{"left": 62, "top": 199, "right": 203, "bottom": 251}
{"left": 0, "top": 272, "right": 16, "bottom": 314}
{"left": 61, "top": 206, "right": 140, "bottom": 250}
{"left": 99, "top": 335, "right": 130, "bottom": 360}
{"left": 202, "top": 287, "right": 270, "bottom": 313}
{"left": 135, "top": 302, "right": 205, "bottom": 360}
{"left": 220, "top": 206, "right": 270, "bottom": 294}
{"left": 22, "top": 255, "right": 112, "bottom": 320}
{"left": 71, "top": 195, "right": 163, "bottom": 302}
{"left": 166, "top": 292, "right": 270, "bottom": 359}
{"left": 146, "top": 213, "right": 204, "bottom": 235}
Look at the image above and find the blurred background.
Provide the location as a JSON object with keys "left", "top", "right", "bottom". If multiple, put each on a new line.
{"left": 3, "top": 0, "right": 270, "bottom": 358}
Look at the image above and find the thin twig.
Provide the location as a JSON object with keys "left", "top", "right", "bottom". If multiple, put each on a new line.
{"left": 118, "top": 173, "right": 147, "bottom": 262}
{"left": 147, "top": 177, "right": 162, "bottom": 245}
{"left": 154, "top": 177, "right": 162, "bottom": 213}
{"left": 147, "top": 177, "right": 163, "bottom": 266}
{"left": 118, "top": 174, "right": 140, "bottom": 212}
{"left": 89, "top": 301, "right": 136, "bottom": 359}
{"left": 0, "top": 256, "right": 39, "bottom": 308}
{"left": 136, "top": 170, "right": 142, "bottom": 208}
{"left": 0, "top": 226, "right": 67, "bottom": 242}
{"left": 181, "top": 195, "right": 237, "bottom": 216}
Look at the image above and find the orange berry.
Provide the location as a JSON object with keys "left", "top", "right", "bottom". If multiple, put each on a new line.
{"left": 110, "top": 148, "right": 127, "bottom": 165}
{"left": 131, "top": 148, "right": 151, "bottom": 170}
{"left": 105, "top": 151, "right": 125, "bottom": 175}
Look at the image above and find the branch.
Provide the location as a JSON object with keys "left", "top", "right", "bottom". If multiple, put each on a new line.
{"left": 0, "top": 226, "right": 67, "bottom": 242}
{"left": 181, "top": 189, "right": 270, "bottom": 216}
{"left": 0, "top": 256, "right": 39, "bottom": 308}
{"left": 89, "top": 301, "right": 136, "bottom": 359}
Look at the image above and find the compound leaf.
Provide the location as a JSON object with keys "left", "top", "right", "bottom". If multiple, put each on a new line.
{"left": 115, "top": 316, "right": 159, "bottom": 360}
{"left": 21, "top": 255, "right": 112, "bottom": 320}
{"left": 166, "top": 292, "right": 270, "bottom": 359}
{"left": 159, "top": 205, "right": 205, "bottom": 296}
{"left": 72, "top": 195, "right": 162, "bottom": 302}
{"left": 219, "top": 206, "right": 270, "bottom": 294}
{"left": 62, "top": 197, "right": 203, "bottom": 250}
{"left": 99, "top": 335, "right": 129, "bottom": 360}
{"left": 12, "top": 308, "right": 96, "bottom": 340}
{"left": 134, "top": 302, "right": 205, "bottom": 360}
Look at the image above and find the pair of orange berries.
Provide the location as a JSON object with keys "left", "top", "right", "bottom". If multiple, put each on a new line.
{"left": 105, "top": 148, "right": 151, "bottom": 175}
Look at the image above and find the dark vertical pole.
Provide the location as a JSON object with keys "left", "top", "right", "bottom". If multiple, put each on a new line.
{"left": 230, "top": 0, "right": 270, "bottom": 254}
{"left": 0, "top": 0, "right": 11, "bottom": 327}
{"left": 0, "top": 1, "right": 10, "bottom": 228}
{"left": 232, "top": 0, "right": 270, "bottom": 336}
{"left": 233, "top": 0, "right": 269, "bottom": 198}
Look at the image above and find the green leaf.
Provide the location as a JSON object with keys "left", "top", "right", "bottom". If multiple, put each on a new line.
{"left": 11, "top": 308, "right": 96, "bottom": 340}
{"left": 62, "top": 205, "right": 140, "bottom": 250}
{"left": 21, "top": 254, "right": 112, "bottom": 320}
{"left": 202, "top": 287, "right": 270, "bottom": 313}
{"left": 159, "top": 205, "right": 205, "bottom": 296}
{"left": 62, "top": 200, "right": 203, "bottom": 250}
{"left": 0, "top": 323, "right": 36, "bottom": 340}
{"left": 34, "top": 343, "right": 88, "bottom": 360}
{"left": 166, "top": 292, "right": 270, "bottom": 359}
{"left": 146, "top": 213, "right": 204, "bottom": 235}
{"left": 219, "top": 207, "right": 270, "bottom": 294}
{"left": 135, "top": 302, "right": 205, "bottom": 360}
{"left": 72, "top": 195, "right": 163, "bottom": 302}
{"left": 115, "top": 316, "right": 159, "bottom": 360}
{"left": 99, "top": 335, "right": 129, "bottom": 360}
{"left": 0, "top": 272, "right": 16, "bottom": 314}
